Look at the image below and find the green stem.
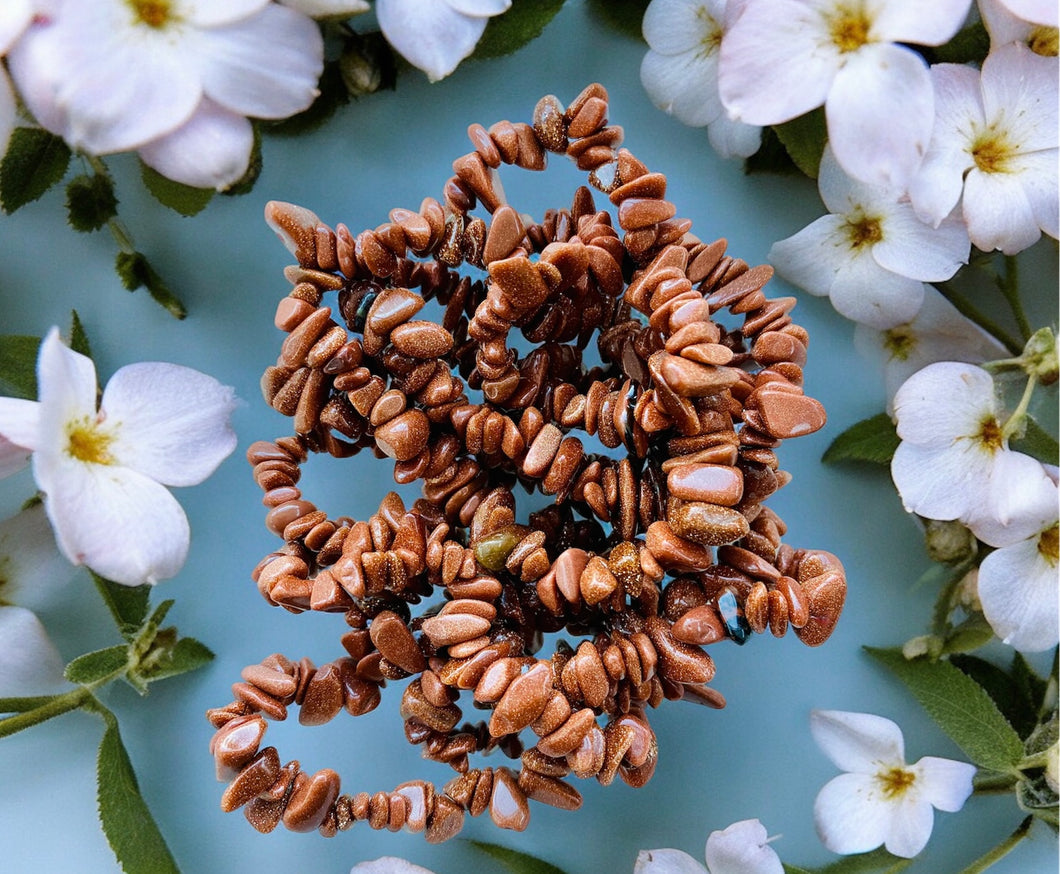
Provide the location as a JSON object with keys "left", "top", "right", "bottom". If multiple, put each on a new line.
{"left": 1001, "top": 373, "right": 1037, "bottom": 441}
{"left": 973, "top": 770, "right": 1020, "bottom": 794}
{"left": 934, "top": 281, "right": 1023, "bottom": 355}
{"left": 83, "top": 154, "right": 136, "bottom": 254}
{"left": 0, "top": 686, "right": 92, "bottom": 738}
{"left": 997, "top": 255, "right": 1032, "bottom": 342}
{"left": 955, "top": 816, "right": 1033, "bottom": 874}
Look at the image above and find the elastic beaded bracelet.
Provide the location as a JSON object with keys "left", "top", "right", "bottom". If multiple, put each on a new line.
{"left": 207, "top": 83, "right": 847, "bottom": 841}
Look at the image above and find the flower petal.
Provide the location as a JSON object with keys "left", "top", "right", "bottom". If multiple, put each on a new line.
{"left": 707, "top": 114, "right": 762, "bottom": 159}
{"left": 0, "top": 503, "right": 76, "bottom": 611}
{"left": 978, "top": 529, "right": 1060, "bottom": 650}
{"left": 0, "top": 0, "right": 32, "bottom": 54}
{"left": 704, "top": 819, "right": 784, "bottom": 874}
{"left": 913, "top": 756, "right": 977, "bottom": 812}
{"left": 869, "top": 0, "right": 972, "bottom": 45}
{"left": 872, "top": 204, "right": 969, "bottom": 282}
{"left": 277, "top": 0, "right": 370, "bottom": 18}
{"left": 189, "top": 3, "right": 323, "bottom": 119}
{"left": 962, "top": 165, "right": 1040, "bottom": 254}
{"left": 377, "top": 0, "right": 488, "bottom": 81}
{"left": 891, "top": 440, "right": 991, "bottom": 521}
{"left": 999, "top": 0, "right": 1058, "bottom": 26}
{"left": 816, "top": 146, "right": 881, "bottom": 215}
{"left": 811, "top": 710, "right": 906, "bottom": 772}
{"left": 827, "top": 248, "right": 925, "bottom": 328}
{"left": 641, "top": 48, "right": 722, "bottom": 127}
{"left": 768, "top": 214, "right": 852, "bottom": 298}
{"left": 825, "top": 44, "right": 934, "bottom": 188}
{"left": 633, "top": 849, "right": 707, "bottom": 874}
{"left": 179, "top": 0, "right": 272, "bottom": 26}
{"left": 882, "top": 796, "right": 935, "bottom": 858}
{"left": 978, "top": 0, "right": 1033, "bottom": 46}
{"left": 35, "top": 327, "right": 98, "bottom": 456}
{"left": 0, "top": 398, "right": 40, "bottom": 453}
{"left": 33, "top": 455, "right": 190, "bottom": 586}
{"left": 1017, "top": 149, "right": 1059, "bottom": 240}
{"left": 892, "top": 362, "right": 996, "bottom": 445}
{"left": 0, "top": 435, "right": 31, "bottom": 479}
{"left": 138, "top": 99, "right": 254, "bottom": 190}
{"left": 0, "top": 606, "right": 68, "bottom": 696}
{"left": 350, "top": 859, "right": 439, "bottom": 874}
{"left": 446, "top": 0, "right": 511, "bottom": 16}
{"left": 981, "top": 43, "right": 1058, "bottom": 152}
{"left": 966, "top": 452, "right": 1057, "bottom": 546}
{"left": 100, "top": 361, "right": 237, "bottom": 488}
{"left": 813, "top": 772, "right": 891, "bottom": 854}
{"left": 643, "top": 0, "right": 722, "bottom": 55}
{"left": 718, "top": 0, "right": 837, "bottom": 124}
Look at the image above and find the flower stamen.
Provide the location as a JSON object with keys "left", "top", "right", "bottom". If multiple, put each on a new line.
{"left": 828, "top": 6, "right": 872, "bottom": 53}
{"left": 1039, "top": 524, "right": 1059, "bottom": 565}
{"left": 1028, "top": 26, "right": 1058, "bottom": 57}
{"left": 877, "top": 765, "right": 917, "bottom": 799}
{"left": 66, "top": 418, "right": 115, "bottom": 466}
{"left": 127, "top": 0, "right": 175, "bottom": 29}
{"left": 843, "top": 213, "right": 884, "bottom": 249}
{"left": 976, "top": 415, "right": 1004, "bottom": 452}
{"left": 971, "top": 129, "right": 1016, "bottom": 174}
{"left": 694, "top": 7, "right": 723, "bottom": 60}
{"left": 883, "top": 324, "right": 916, "bottom": 361}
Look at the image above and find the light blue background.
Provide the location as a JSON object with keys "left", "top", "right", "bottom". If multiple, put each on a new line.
{"left": 1, "top": 3, "right": 1057, "bottom": 872}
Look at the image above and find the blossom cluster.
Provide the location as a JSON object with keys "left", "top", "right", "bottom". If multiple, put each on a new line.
{"left": 0, "top": 0, "right": 509, "bottom": 190}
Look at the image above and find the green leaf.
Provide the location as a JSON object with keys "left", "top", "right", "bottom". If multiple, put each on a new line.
{"left": 140, "top": 163, "right": 212, "bottom": 217}
{"left": 866, "top": 646, "right": 1025, "bottom": 772}
{"left": 1011, "top": 652, "right": 1049, "bottom": 723}
{"left": 0, "top": 334, "right": 41, "bottom": 399}
{"left": 466, "top": 840, "right": 570, "bottom": 874}
{"left": 0, "top": 127, "right": 72, "bottom": 213}
{"left": 805, "top": 847, "right": 911, "bottom": 874}
{"left": 929, "top": 21, "right": 990, "bottom": 65}
{"left": 69, "top": 310, "right": 92, "bottom": 359}
{"left": 1011, "top": 416, "right": 1059, "bottom": 466}
{"left": 745, "top": 126, "right": 803, "bottom": 176}
{"left": 822, "top": 413, "right": 899, "bottom": 465}
{"left": 940, "top": 613, "right": 996, "bottom": 655}
{"left": 586, "top": 0, "right": 650, "bottom": 39}
{"left": 773, "top": 108, "right": 827, "bottom": 178}
{"left": 472, "top": 0, "right": 567, "bottom": 59}
{"left": 92, "top": 572, "right": 151, "bottom": 640}
{"left": 783, "top": 866, "right": 814, "bottom": 874}
{"left": 65, "top": 645, "right": 129, "bottom": 685}
{"left": 949, "top": 654, "right": 1039, "bottom": 740}
{"left": 136, "top": 636, "right": 214, "bottom": 685}
{"left": 96, "top": 711, "right": 181, "bottom": 874}
{"left": 66, "top": 173, "right": 119, "bottom": 231}
{"left": 114, "top": 251, "right": 187, "bottom": 319}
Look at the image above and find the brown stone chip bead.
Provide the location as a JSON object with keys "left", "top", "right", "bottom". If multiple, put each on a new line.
{"left": 211, "top": 83, "right": 847, "bottom": 842}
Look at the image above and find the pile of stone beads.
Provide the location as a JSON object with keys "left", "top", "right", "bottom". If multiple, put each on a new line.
{"left": 206, "top": 83, "right": 847, "bottom": 842}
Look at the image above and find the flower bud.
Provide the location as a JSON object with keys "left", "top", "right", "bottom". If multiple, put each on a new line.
{"left": 1021, "top": 327, "right": 1058, "bottom": 384}
{"left": 923, "top": 518, "right": 977, "bottom": 565}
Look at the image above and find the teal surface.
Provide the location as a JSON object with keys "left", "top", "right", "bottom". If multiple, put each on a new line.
{"left": 1, "top": 3, "right": 1057, "bottom": 872}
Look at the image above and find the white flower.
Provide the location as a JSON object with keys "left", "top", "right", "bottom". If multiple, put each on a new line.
{"left": 376, "top": 0, "right": 511, "bottom": 82}
{"left": 0, "top": 434, "right": 30, "bottom": 479}
{"left": 278, "top": 0, "right": 369, "bottom": 18}
{"left": 718, "top": 0, "right": 972, "bottom": 188}
{"left": 908, "top": 42, "right": 1058, "bottom": 255}
{"left": 977, "top": 469, "right": 1058, "bottom": 651}
{"left": 0, "top": 328, "right": 237, "bottom": 586}
{"left": 890, "top": 361, "right": 1055, "bottom": 545}
{"left": 7, "top": 0, "right": 324, "bottom": 189}
{"left": 992, "top": 0, "right": 1058, "bottom": 27}
{"left": 0, "top": 504, "right": 77, "bottom": 697}
{"left": 0, "top": 0, "right": 37, "bottom": 155}
{"left": 853, "top": 283, "right": 1006, "bottom": 412}
{"left": 978, "top": 0, "right": 1060, "bottom": 51}
{"left": 634, "top": 819, "right": 784, "bottom": 874}
{"left": 350, "top": 859, "right": 438, "bottom": 874}
{"left": 768, "top": 148, "right": 970, "bottom": 328}
{"left": 640, "top": 0, "right": 762, "bottom": 159}
{"left": 811, "top": 710, "right": 976, "bottom": 858}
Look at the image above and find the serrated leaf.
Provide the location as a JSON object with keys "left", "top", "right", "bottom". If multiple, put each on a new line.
{"left": 472, "top": 0, "right": 566, "bottom": 59}
{"left": 774, "top": 108, "right": 827, "bottom": 178}
{"left": 66, "top": 173, "right": 119, "bottom": 231}
{"left": 92, "top": 572, "right": 151, "bottom": 640}
{"left": 949, "top": 654, "right": 1039, "bottom": 740}
{"left": 97, "top": 713, "right": 181, "bottom": 874}
{"left": 65, "top": 645, "right": 129, "bottom": 685}
{"left": 69, "top": 310, "right": 92, "bottom": 359}
{"left": 806, "top": 847, "right": 911, "bottom": 874}
{"left": 1011, "top": 417, "right": 1059, "bottom": 466}
{"left": 586, "top": 0, "right": 650, "bottom": 39}
{"left": 822, "top": 413, "right": 899, "bottom": 465}
{"left": 138, "top": 636, "right": 214, "bottom": 684}
{"left": 113, "top": 251, "right": 187, "bottom": 319}
{"left": 866, "top": 646, "right": 1025, "bottom": 771}
{"left": 467, "top": 839, "right": 570, "bottom": 874}
{"left": 140, "top": 162, "right": 213, "bottom": 216}
{"left": 0, "top": 127, "right": 71, "bottom": 213}
{"left": 0, "top": 334, "right": 41, "bottom": 399}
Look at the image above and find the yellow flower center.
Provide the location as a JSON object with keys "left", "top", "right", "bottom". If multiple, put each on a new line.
{"left": 883, "top": 324, "right": 916, "bottom": 361}
{"left": 66, "top": 417, "right": 115, "bottom": 466}
{"left": 1040, "top": 524, "right": 1059, "bottom": 566}
{"left": 828, "top": 5, "right": 872, "bottom": 53}
{"left": 695, "top": 7, "right": 724, "bottom": 59}
{"left": 127, "top": 0, "right": 175, "bottom": 28}
{"left": 1028, "top": 26, "right": 1058, "bottom": 57}
{"left": 844, "top": 213, "right": 884, "bottom": 250}
{"left": 975, "top": 415, "right": 1004, "bottom": 452}
{"left": 971, "top": 128, "right": 1017, "bottom": 174}
{"left": 877, "top": 765, "right": 917, "bottom": 799}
